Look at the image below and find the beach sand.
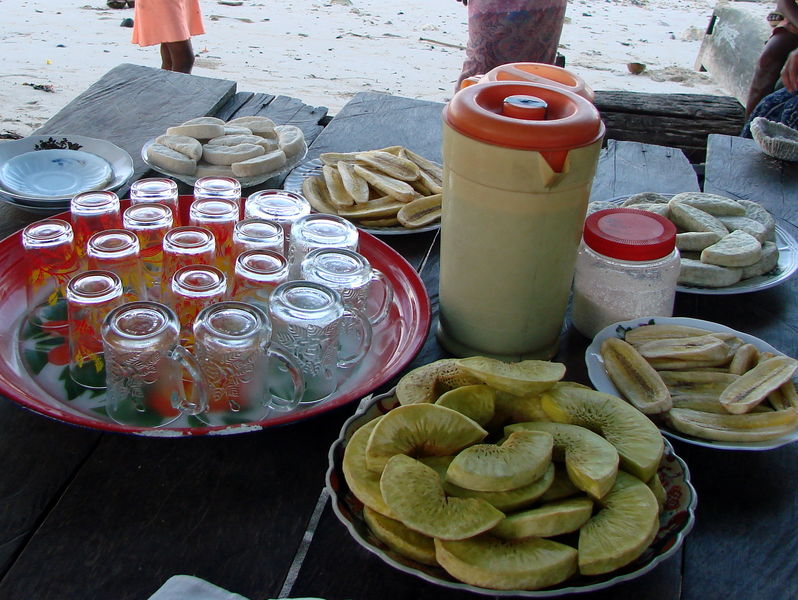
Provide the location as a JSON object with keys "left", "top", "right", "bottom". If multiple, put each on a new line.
{"left": 0, "top": 0, "right": 757, "bottom": 137}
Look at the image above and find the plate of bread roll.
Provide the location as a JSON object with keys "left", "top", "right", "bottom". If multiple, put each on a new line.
{"left": 142, "top": 115, "right": 307, "bottom": 188}
{"left": 586, "top": 192, "right": 798, "bottom": 295}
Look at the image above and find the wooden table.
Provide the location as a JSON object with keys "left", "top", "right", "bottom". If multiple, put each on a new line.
{"left": 0, "top": 67, "right": 796, "bottom": 599}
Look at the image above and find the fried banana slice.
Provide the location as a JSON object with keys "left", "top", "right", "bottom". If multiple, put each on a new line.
{"left": 600, "top": 338, "right": 672, "bottom": 414}
{"left": 719, "top": 355, "right": 798, "bottom": 414}
{"left": 353, "top": 165, "right": 416, "bottom": 202}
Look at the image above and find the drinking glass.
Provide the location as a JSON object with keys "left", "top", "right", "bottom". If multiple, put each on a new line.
{"left": 102, "top": 301, "right": 207, "bottom": 427}
{"left": 170, "top": 265, "right": 227, "bottom": 347}
{"left": 193, "top": 301, "right": 305, "bottom": 425}
{"left": 287, "top": 213, "right": 359, "bottom": 279}
{"left": 194, "top": 176, "right": 242, "bottom": 211}
{"left": 22, "top": 219, "right": 81, "bottom": 332}
{"left": 161, "top": 226, "right": 216, "bottom": 289}
{"left": 232, "top": 218, "right": 284, "bottom": 256}
{"left": 86, "top": 229, "right": 147, "bottom": 301}
{"left": 189, "top": 197, "right": 239, "bottom": 276}
{"left": 130, "top": 177, "right": 180, "bottom": 223}
{"left": 300, "top": 248, "right": 394, "bottom": 326}
{"left": 244, "top": 190, "right": 310, "bottom": 252}
{"left": 231, "top": 250, "right": 289, "bottom": 312}
{"left": 66, "top": 270, "right": 124, "bottom": 388}
{"left": 123, "top": 202, "right": 174, "bottom": 302}
{"left": 70, "top": 191, "right": 122, "bottom": 257}
{"left": 268, "top": 281, "right": 372, "bottom": 404}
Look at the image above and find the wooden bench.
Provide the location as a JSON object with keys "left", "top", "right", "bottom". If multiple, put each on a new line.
{"left": 593, "top": 90, "right": 745, "bottom": 164}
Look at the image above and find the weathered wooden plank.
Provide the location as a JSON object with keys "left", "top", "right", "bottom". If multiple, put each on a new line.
{"left": 33, "top": 63, "right": 237, "bottom": 196}
{"left": 306, "top": 91, "right": 444, "bottom": 164}
{"left": 594, "top": 91, "right": 745, "bottom": 162}
{"left": 0, "top": 402, "right": 100, "bottom": 575}
{"left": 0, "top": 409, "right": 349, "bottom": 600}
{"left": 590, "top": 140, "right": 700, "bottom": 202}
{"left": 704, "top": 134, "right": 798, "bottom": 228}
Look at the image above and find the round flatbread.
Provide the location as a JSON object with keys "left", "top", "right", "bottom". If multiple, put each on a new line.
{"left": 147, "top": 143, "right": 197, "bottom": 175}
{"left": 155, "top": 134, "right": 203, "bottom": 161}
{"left": 231, "top": 148, "right": 287, "bottom": 178}
{"left": 202, "top": 143, "right": 265, "bottom": 166}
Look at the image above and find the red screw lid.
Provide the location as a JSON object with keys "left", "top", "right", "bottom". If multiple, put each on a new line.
{"left": 583, "top": 208, "right": 677, "bottom": 261}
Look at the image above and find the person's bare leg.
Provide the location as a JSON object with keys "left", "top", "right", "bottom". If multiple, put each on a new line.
{"left": 163, "top": 39, "right": 195, "bottom": 74}
{"left": 160, "top": 43, "right": 172, "bottom": 71}
{"left": 746, "top": 31, "right": 798, "bottom": 116}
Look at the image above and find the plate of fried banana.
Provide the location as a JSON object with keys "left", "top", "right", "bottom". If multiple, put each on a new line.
{"left": 283, "top": 146, "right": 443, "bottom": 235}
{"left": 585, "top": 317, "right": 798, "bottom": 450}
{"left": 586, "top": 192, "right": 798, "bottom": 294}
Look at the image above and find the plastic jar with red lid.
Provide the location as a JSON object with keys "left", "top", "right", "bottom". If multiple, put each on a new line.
{"left": 571, "top": 207, "right": 680, "bottom": 338}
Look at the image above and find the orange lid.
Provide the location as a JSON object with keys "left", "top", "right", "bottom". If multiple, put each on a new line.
{"left": 444, "top": 81, "right": 604, "bottom": 152}
{"left": 472, "top": 62, "right": 595, "bottom": 102}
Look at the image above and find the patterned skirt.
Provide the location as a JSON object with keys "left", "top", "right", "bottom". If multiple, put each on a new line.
{"left": 458, "top": 0, "right": 568, "bottom": 86}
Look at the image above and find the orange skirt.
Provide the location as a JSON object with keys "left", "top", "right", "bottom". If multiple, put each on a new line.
{"left": 131, "top": 0, "right": 205, "bottom": 47}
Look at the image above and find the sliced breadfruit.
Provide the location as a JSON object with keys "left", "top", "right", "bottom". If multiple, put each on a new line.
{"left": 363, "top": 505, "right": 438, "bottom": 566}
{"left": 541, "top": 385, "right": 664, "bottom": 481}
{"left": 395, "top": 359, "right": 480, "bottom": 405}
{"left": 456, "top": 357, "right": 566, "bottom": 396}
{"left": 435, "top": 384, "right": 496, "bottom": 427}
{"left": 445, "top": 430, "right": 553, "bottom": 492}
{"left": 505, "top": 421, "right": 619, "bottom": 500}
{"left": 578, "top": 471, "right": 659, "bottom": 575}
{"left": 540, "top": 466, "right": 581, "bottom": 502}
{"left": 380, "top": 455, "right": 503, "bottom": 540}
{"left": 342, "top": 416, "right": 394, "bottom": 517}
{"left": 435, "top": 535, "right": 577, "bottom": 591}
{"left": 422, "top": 456, "right": 555, "bottom": 512}
{"left": 492, "top": 496, "right": 594, "bottom": 540}
{"left": 365, "top": 403, "right": 487, "bottom": 473}
{"left": 647, "top": 473, "right": 667, "bottom": 513}
{"left": 488, "top": 390, "right": 550, "bottom": 430}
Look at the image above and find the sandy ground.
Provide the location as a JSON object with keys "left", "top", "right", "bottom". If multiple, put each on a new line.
{"left": 0, "top": 0, "right": 765, "bottom": 137}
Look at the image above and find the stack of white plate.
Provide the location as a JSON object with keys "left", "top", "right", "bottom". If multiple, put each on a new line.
{"left": 0, "top": 135, "right": 134, "bottom": 213}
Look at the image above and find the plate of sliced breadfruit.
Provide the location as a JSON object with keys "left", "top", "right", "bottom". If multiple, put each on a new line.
{"left": 327, "top": 357, "right": 696, "bottom": 595}
{"left": 283, "top": 146, "right": 443, "bottom": 235}
{"left": 586, "top": 317, "right": 798, "bottom": 451}
{"left": 587, "top": 192, "right": 798, "bottom": 294}
{"left": 142, "top": 115, "right": 308, "bottom": 187}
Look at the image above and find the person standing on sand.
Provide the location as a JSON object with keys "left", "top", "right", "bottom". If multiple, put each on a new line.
{"left": 131, "top": 0, "right": 205, "bottom": 74}
{"left": 454, "top": 0, "right": 568, "bottom": 89}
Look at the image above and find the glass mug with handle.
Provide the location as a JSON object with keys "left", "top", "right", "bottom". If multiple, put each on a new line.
{"left": 300, "top": 248, "right": 394, "bottom": 326}
{"left": 268, "top": 281, "right": 372, "bottom": 404}
{"left": 101, "top": 301, "right": 207, "bottom": 428}
{"left": 192, "top": 302, "right": 305, "bottom": 426}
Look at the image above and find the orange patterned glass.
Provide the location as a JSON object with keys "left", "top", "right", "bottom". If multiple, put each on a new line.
{"left": 123, "top": 202, "right": 174, "bottom": 302}
{"left": 70, "top": 191, "right": 122, "bottom": 258}
{"left": 189, "top": 198, "right": 239, "bottom": 277}
{"left": 170, "top": 265, "right": 227, "bottom": 347}
{"left": 86, "top": 229, "right": 147, "bottom": 302}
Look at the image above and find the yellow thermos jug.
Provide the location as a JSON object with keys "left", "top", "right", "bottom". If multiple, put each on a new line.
{"left": 437, "top": 80, "right": 605, "bottom": 360}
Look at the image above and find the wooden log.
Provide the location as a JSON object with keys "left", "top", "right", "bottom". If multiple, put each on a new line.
{"left": 593, "top": 90, "right": 745, "bottom": 163}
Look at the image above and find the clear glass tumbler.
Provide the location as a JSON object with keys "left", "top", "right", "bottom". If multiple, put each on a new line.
{"left": 287, "top": 213, "right": 359, "bottom": 279}
{"left": 101, "top": 301, "right": 207, "bottom": 427}
{"left": 130, "top": 177, "right": 180, "bottom": 224}
{"left": 230, "top": 249, "right": 289, "bottom": 312}
{"left": 66, "top": 270, "right": 124, "bottom": 389}
{"left": 170, "top": 264, "right": 227, "bottom": 347}
{"left": 268, "top": 281, "right": 372, "bottom": 404}
{"left": 232, "top": 218, "right": 284, "bottom": 256}
{"left": 189, "top": 197, "right": 239, "bottom": 277}
{"left": 300, "top": 248, "right": 394, "bottom": 326}
{"left": 194, "top": 176, "right": 242, "bottom": 211}
{"left": 244, "top": 190, "right": 310, "bottom": 252}
{"left": 86, "top": 229, "right": 147, "bottom": 301}
{"left": 22, "top": 219, "right": 81, "bottom": 332}
{"left": 70, "top": 191, "right": 122, "bottom": 258}
{"left": 192, "top": 301, "right": 305, "bottom": 425}
{"left": 123, "top": 202, "right": 174, "bottom": 302}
